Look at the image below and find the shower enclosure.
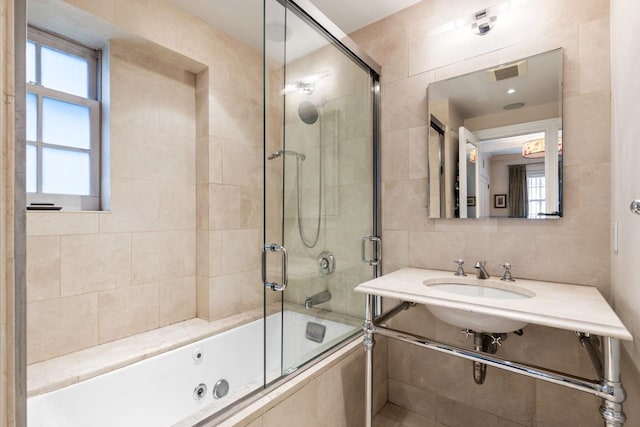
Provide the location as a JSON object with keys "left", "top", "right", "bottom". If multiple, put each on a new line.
{"left": 17, "top": 0, "right": 380, "bottom": 424}
{"left": 262, "top": 0, "right": 380, "bottom": 382}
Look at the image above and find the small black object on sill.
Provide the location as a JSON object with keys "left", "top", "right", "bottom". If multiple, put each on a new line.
{"left": 27, "top": 203, "right": 62, "bottom": 211}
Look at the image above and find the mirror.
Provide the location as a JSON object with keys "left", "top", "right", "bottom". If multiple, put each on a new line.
{"left": 427, "top": 49, "right": 563, "bottom": 219}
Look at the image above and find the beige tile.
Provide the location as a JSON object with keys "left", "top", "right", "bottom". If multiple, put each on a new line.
{"left": 388, "top": 379, "right": 438, "bottom": 421}
{"left": 209, "top": 274, "right": 245, "bottom": 320}
{"left": 381, "top": 231, "right": 409, "bottom": 273}
{"left": 563, "top": 91, "right": 611, "bottom": 166}
{"left": 317, "top": 350, "right": 365, "bottom": 427}
{"left": 26, "top": 236, "right": 60, "bottom": 302}
{"left": 536, "top": 381, "right": 601, "bottom": 427}
{"left": 209, "top": 230, "right": 223, "bottom": 277}
{"left": 382, "top": 28, "right": 409, "bottom": 84}
{"left": 240, "top": 185, "right": 262, "bottom": 229}
{"left": 382, "top": 179, "right": 433, "bottom": 231}
{"left": 221, "top": 137, "right": 261, "bottom": 187}
{"left": 579, "top": 17, "right": 611, "bottom": 94}
{"left": 222, "top": 229, "right": 260, "bottom": 275}
{"left": 383, "top": 72, "right": 433, "bottom": 132}
{"left": 263, "top": 381, "right": 318, "bottom": 427}
{"left": 196, "top": 230, "right": 209, "bottom": 277}
{"left": 98, "top": 283, "right": 159, "bottom": 343}
{"left": 374, "top": 403, "right": 444, "bottom": 427}
{"left": 349, "top": 19, "right": 385, "bottom": 66}
{"left": 159, "top": 276, "right": 196, "bottom": 326}
{"left": 98, "top": 178, "right": 161, "bottom": 233}
{"left": 240, "top": 270, "right": 263, "bottom": 313}
{"left": 131, "top": 231, "right": 195, "bottom": 284}
{"left": 27, "top": 294, "right": 98, "bottom": 364}
{"left": 382, "top": 129, "right": 410, "bottom": 182}
{"left": 535, "top": 232, "right": 609, "bottom": 287}
{"left": 196, "top": 276, "right": 211, "bottom": 320}
{"left": 206, "top": 136, "right": 225, "bottom": 190}
{"left": 60, "top": 233, "right": 131, "bottom": 296}
{"left": 27, "top": 212, "right": 99, "bottom": 236}
{"left": 113, "top": 0, "right": 177, "bottom": 56}
{"left": 210, "top": 184, "right": 242, "bottom": 230}
{"left": 435, "top": 395, "right": 523, "bottom": 427}
{"left": 196, "top": 183, "right": 210, "bottom": 231}
{"left": 575, "top": 163, "right": 611, "bottom": 233}
{"left": 408, "top": 231, "right": 465, "bottom": 271}
{"left": 408, "top": 126, "right": 428, "bottom": 179}
{"left": 110, "top": 129, "right": 195, "bottom": 186}
{"left": 244, "top": 418, "right": 263, "bottom": 427}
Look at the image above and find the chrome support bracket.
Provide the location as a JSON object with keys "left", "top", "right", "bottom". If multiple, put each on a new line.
{"left": 364, "top": 294, "right": 376, "bottom": 427}
{"left": 362, "top": 301, "right": 628, "bottom": 427}
{"left": 600, "top": 337, "right": 627, "bottom": 426}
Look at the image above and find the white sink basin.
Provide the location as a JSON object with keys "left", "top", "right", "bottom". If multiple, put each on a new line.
{"left": 423, "top": 279, "right": 534, "bottom": 333}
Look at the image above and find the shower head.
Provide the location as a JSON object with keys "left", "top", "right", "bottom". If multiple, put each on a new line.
{"left": 267, "top": 150, "right": 306, "bottom": 161}
{"left": 298, "top": 101, "right": 319, "bottom": 125}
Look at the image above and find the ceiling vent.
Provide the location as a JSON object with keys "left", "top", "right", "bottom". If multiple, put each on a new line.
{"left": 487, "top": 60, "right": 528, "bottom": 82}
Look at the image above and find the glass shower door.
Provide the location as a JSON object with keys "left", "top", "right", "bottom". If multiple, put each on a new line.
{"left": 263, "top": 0, "right": 377, "bottom": 382}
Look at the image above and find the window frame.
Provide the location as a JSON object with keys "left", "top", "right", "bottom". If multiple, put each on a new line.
{"left": 26, "top": 27, "right": 101, "bottom": 210}
{"left": 526, "top": 164, "right": 546, "bottom": 219}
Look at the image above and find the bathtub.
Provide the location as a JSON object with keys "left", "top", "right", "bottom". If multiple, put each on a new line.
{"left": 27, "top": 310, "right": 358, "bottom": 427}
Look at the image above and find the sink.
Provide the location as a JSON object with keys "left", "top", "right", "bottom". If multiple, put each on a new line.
{"left": 423, "top": 279, "right": 535, "bottom": 333}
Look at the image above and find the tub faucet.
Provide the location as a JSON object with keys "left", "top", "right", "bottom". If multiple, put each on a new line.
{"left": 474, "top": 261, "right": 490, "bottom": 279}
{"left": 305, "top": 290, "right": 331, "bottom": 309}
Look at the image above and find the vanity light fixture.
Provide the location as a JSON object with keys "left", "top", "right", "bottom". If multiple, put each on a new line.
{"left": 507, "top": 88, "right": 516, "bottom": 94}
{"left": 471, "top": 9, "right": 497, "bottom": 35}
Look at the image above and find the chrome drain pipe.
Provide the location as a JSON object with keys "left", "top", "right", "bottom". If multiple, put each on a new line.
{"left": 472, "top": 333, "right": 487, "bottom": 385}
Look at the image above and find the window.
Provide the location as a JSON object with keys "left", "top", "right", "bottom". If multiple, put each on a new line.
{"left": 526, "top": 164, "right": 545, "bottom": 219}
{"left": 26, "top": 28, "right": 101, "bottom": 210}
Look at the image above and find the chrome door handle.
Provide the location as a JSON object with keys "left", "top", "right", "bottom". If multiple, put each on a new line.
{"left": 631, "top": 200, "right": 640, "bottom": 215}
{"left": 361, "top": 236, "right": 381, "bottom": 266}
{"left": 262, "top": 244, "right": 288, "bottom": 291}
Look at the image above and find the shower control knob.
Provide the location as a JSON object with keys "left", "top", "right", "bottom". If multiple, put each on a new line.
{"left": 317, "top": 251, "right": 336, "bottom": 276}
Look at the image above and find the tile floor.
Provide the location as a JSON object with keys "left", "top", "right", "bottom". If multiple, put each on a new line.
{"left": 374, "top": 403, "right": 445, "bottom": 427}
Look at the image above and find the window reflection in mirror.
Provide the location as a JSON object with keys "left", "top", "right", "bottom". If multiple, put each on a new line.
{"left": 427, "top": 49, "right": 563, "bottom": 220}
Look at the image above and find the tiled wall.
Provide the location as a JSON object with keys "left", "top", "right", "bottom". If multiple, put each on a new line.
{"left": 26, "top": 41, "right": 197, "bottom": 364}
{"left": 349, "top": 0, "right": 627, "bottom": 425}
{"left": 25, "top": 0, "right": 270, "bottom": 362}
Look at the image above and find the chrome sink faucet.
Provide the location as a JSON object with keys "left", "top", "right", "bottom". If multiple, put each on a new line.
{"left": 474, "top": 260, "right": 490, "bottom": 279}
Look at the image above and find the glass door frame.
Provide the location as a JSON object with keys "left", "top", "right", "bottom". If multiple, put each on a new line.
{"left": 261, "top": 0, "right": 383, "bottom": 387}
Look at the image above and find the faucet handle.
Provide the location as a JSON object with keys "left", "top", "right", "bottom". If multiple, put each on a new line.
{"left": 500, "top": 263, "right": 516, "bottom": 282}
{"left": 453, "top": 259, "right": 467, "bottom": 276}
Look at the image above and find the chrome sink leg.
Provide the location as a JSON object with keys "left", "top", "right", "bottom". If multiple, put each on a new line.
{"left": 364, "top": 294, "right": 376, "bottom": 427}
{"left": 600, "top": 337, "right": 627, "bottom": 426}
